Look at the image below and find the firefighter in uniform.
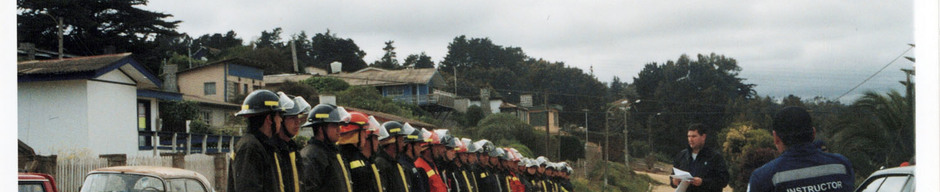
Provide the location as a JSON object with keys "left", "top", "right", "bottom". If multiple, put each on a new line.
{"left": 523, "top": 158, "right": 542, "bottom": 192}
{"left": 404, "top": 128, "right": 430, "bottom": 192}
{"left": 472, "top": 140, "right": 500, "bottom": 192}
{"left": 337, "top": 111, "right": 382, "bottom": 192}
{"left": 489, "top": 148, "right": 509, "bottom": 192}
{"left": 299, "top": 104, "right": 353, "bottom": 192}
{"left": 463, "top": 138, "right": 484, "bottom": 192}
{"left": 374, "top": 121, "right": 414, "bottom": 192}
{"left": 502, "top": 148, "right": 525, "bottom": 192}
{"left": 416, "top": 129, "right": 448, "bottom": 192}
{"left": 271, "top": 92, "right": 311, "bottom": 192}
{"left": 535, "top": 156, "right": 552, "bottom": 192}
{"left": 228, "top": 90, "right": 285, "bottom": 192}
{"left": 439, "top": 134, "right": 465, "bottom": 192}
{"left": 455, "top": 138, "right": 478, "bottom": 192}
{"left": 748, "top": 106, "right": 855, "bottom": 192}
{"left": 515, "top": 158, "right": 535, "bottom": 192}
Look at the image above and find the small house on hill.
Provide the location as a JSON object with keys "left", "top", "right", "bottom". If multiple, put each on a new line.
{"left": 328, "top": 67, "right": 455, "bottom": 111}
{"left": 18, "top": 53, "right": 166, "bottom": 156}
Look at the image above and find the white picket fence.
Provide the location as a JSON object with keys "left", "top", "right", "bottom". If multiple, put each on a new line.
{"left": 55, "top": 157, "right": 107, "bottom": 192}
{"left": 55, "top": 154, "right": 220, "bottom": 192}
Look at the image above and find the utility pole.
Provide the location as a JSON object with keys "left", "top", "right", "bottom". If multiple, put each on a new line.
{"left": 583, "top": 109, "right": 589, "bottom": 178}
{"left": 544, "top": 91, "right": 551, "bottom": 158}
{"left": 291, "top": 40, "right": 299, "bottom": 73}
{"left": 604, "top": 108, "right": 610, "bottom": 189}
{"left": 454, "top": 66, "right": 458, "bottom": 96}
{"left": 624, "top": 110, "right": 630, "bottom": 170}
{"left": 648, "top": 115, "right": 654, "bottom": 154}
{"left": 55, "top": 16, "right": 63, "bottom": 59}
{"left": 42, "top": 13, "right": 63, "bottom": 59}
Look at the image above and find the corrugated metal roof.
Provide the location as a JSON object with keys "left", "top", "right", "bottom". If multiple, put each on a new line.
{"left": 17, "top": 53, "right": 132, "bottom": 75}
{"left": 344, "top": 106, "right": 437, "bottom": 128}
{"left": 264, "top": 73, "right": 313, "bottom": 85}
{"left": 17, "top": 53, "right": 162, "bottom": 89}
{"left": 328, "top": 68, "right": 445, "bottom": 87}
{"left": 177, "top": 57, "right": 267, "bottom": 74}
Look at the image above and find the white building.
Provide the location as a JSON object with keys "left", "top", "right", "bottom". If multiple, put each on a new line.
{"left": 18, "top": 53, "right": 164, "bottom": 156}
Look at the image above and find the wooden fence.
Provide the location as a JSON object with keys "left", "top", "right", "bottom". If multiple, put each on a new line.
{"left": 55, "top": 157, "right": 107, "bottom": 192}
{"left": 52, "top": 154, "right": 227, "bottom": 192}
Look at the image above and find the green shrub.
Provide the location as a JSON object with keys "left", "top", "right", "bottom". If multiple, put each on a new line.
{"left": 159, "top": 100, "right": 201, "bottom": 132}
{"left": 301, "top": 76, "right": 349, "bottom": 93}
{"left": 188, "top": 120, "right": 211, "bottom": 134}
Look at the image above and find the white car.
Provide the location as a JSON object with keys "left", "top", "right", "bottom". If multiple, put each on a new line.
{"left": 854, "top": 165, "right": 914, "bottom": 192}
{"left": 80, "top": 166, "right": 214, "bottom": 192}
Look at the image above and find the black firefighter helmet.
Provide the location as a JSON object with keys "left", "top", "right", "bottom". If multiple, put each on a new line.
{"left": 235, "top": 90, "right": 285, "bottom": 117}
{"left": 301, "top": 103, "right": 351, "bottom": 128}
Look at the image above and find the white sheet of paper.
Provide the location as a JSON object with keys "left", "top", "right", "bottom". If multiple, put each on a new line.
{"left": 675, "top": 180, "right": 690, "bottom": 192}
{"left": 672, "top": 168, "right": 693, "bottom": 180}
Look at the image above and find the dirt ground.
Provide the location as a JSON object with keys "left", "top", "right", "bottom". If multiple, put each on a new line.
{"left": 631, "top": 159, "right": 733, "bottom": 192}
{"left": 636, "top": 170, "right": 733, "bottom": 192}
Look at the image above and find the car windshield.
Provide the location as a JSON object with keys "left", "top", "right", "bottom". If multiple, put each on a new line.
{"left": 19, "top": 182, "right": 46, "bottom": 192}
{"left": 80, "top": 173, "right": 165, "bottom": 192}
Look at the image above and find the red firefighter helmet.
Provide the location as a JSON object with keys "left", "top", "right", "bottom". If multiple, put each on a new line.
{"left": 340, "top": 111, "right": 368, "bottom": 134}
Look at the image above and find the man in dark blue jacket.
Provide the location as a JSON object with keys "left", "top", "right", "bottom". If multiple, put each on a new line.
{"left": 671, "top": 123, "right": 729, "bottom": 192}
{"left": 747, "top": 106, "right": 854, "bottom": 192}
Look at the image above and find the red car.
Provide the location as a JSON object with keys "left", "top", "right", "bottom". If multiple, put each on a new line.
{"left": 19, "top": 172, "right": 59, "bottom": 192}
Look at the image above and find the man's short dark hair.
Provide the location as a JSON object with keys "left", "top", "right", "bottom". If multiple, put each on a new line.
{"left": 773, "top": 106, "right": 814, "bottom": 146}
{"left": 688, "top": 123, "right": 707, "bottom": 135}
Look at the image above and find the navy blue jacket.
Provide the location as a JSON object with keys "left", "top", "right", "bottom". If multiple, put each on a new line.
{"left": 747, "top": 143, "right": 855, "bottom": 192}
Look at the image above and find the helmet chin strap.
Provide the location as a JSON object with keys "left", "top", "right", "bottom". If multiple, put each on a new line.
{"left": 318, "top": 125, "right": 331, "bottom": 144}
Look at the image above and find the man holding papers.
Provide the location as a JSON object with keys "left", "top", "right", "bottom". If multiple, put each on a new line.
{"left": 670, "top": 123, "right": 729, "bottom": 192}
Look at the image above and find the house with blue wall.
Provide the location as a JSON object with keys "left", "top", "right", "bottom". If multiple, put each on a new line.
{"left": 329, "top": 67, "right": 455, "bottom": 111}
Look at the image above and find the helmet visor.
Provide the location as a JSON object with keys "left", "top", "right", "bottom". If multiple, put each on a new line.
{"left": 334, "top": 107, "right": 352, "bottom": 124}
{"left": 401, "top": 123, "right": 416, "bottom": 136}
{"left": 369, "top": 116, "right": 388, "bottom": 139}
{"left": 277, "top": 92, "right": 295, "bottom": 112}
{"left": 291, "top": 96, "right": 312, "bottom": 116}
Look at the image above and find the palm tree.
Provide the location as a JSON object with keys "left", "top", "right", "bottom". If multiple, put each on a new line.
{"left": 831, "top": 89, "right": 913, "bottom": 181}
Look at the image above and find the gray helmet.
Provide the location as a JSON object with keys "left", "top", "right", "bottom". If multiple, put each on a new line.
{"left": 490, "top": 147, "right": 505, "bottom": 157}
{"left": 278, "top": 92, "right": 311, "bottom": 116}
{"left": 460, "top": 138, "right": 474, "bottom": 153}
{"left": 536, "top": 156, "right": 549, "bottom": 167}
{"left": 466, "top": 139, "right": 481, "bottom": 153}
{"left": 524, "top": 159, "right": 538, "bottom": 168}
{"left": 235, "top": 90, "right": 285, "bottom": 116}
{"left": 440, "top": 135, "right": 458, "bottom": 148}
{"left": 301, "top": 104, "right": 351, "bottom": 127}
{"left": 473, "top": 140, "right": 494, "bottom": 154}
{"left": 499, "top": 148, "right": 514, "bottom": 160}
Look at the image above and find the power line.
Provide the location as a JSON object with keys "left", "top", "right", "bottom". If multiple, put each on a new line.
{"left": 834, "top": 45, "right": 914, "bottom": 101}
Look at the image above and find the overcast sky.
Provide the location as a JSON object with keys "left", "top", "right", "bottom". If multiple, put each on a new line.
{"left": 145, "top": 0, "right": 914, "bottom": 103}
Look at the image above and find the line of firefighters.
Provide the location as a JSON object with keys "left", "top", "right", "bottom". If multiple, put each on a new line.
{"left": 228, "top": 89, "right": 574, "bottom": 192}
